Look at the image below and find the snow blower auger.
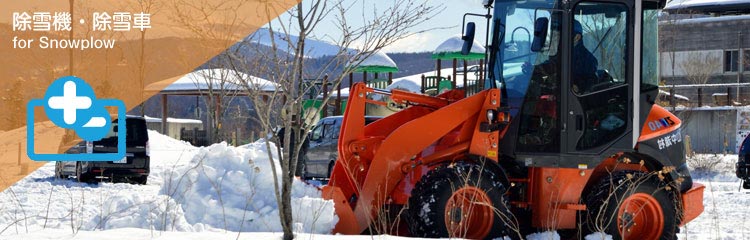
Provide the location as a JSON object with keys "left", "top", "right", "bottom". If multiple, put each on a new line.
{"left": 322, "top": 0, "right": 704, "bottom": 239}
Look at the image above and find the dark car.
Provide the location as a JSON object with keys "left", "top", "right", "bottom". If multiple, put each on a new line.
{"left": 738, "top": 134, "right": 750, "bottom": 189}
{"left": 55, "top": 115, "right": 150, "bottom": 184}
{"left": 300, "top": 116, "right": 381, "bottom": 179}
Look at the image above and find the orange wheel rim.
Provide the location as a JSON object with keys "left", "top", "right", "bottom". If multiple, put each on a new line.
{"left": 617, "top": 193, "right": 664, "bottom": 239}
{"left": 444, "top": 186, "right": 494, "bottom": 239}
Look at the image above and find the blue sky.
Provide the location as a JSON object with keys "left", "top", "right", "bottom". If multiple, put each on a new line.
{"left": 266, "top": 0, "right": 490, "bottom": 53}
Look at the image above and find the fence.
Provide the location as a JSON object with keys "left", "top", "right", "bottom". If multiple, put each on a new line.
{"left": 659, "top": 83, "right": 750, "bottom": 108}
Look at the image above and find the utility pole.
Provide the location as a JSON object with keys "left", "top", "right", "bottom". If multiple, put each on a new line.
{"left": 738, "top": 31, "right": 742, "bottom": 103}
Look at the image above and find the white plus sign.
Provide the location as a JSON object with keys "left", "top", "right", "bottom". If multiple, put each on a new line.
{"left": 48, "top": 81, "right": 92, "bottom": 124}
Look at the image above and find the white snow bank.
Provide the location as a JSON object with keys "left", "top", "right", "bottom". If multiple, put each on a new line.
{"left": 434, "top": 36, "right": 486, "bottom": 54}
{"left": 147, "top": 129, "right": 195, "bottom": 151}
{"left": 2, "top": 228, "right": 422, "bottom": 240}
{"left": 354, "top": 51, "right": 398, "bottom": 68}
{"left": 665, "top": 0, "right": 750, "bottom": 10}
{"left": 160, "top": 141, "right": 337, "bottom": 233}
{"left": 147, "top": 68, "right": 279, "bottom": 93}
{"left": 526, "top": 231, "right": 560, "bottom": 240}
{"left": 585, "top": 232, "right": 613, "bottom": 240}
{"left": 144, "top": 115, "right": 203, "bottom": 124}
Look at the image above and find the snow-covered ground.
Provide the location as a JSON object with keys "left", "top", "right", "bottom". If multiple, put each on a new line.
{"left": 0, "top": 130, "right": 335, "bottom": 239}
{"left": 0, "top": 130, "right": 747, "bottom": 239}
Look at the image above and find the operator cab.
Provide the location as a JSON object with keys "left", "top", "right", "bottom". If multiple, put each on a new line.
{"left": 463, "top": 0, "right": 663, "bottom": 168}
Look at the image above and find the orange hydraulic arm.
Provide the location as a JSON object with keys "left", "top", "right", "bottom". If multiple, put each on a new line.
{"left": 322, "top": 83, "right": 503, "bottom": 234}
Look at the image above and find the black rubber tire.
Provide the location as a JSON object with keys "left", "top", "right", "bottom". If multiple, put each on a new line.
{"left": 54, "top": 162, "right": 62, "bottom": 179}
{"left": 134, "top": 175, "right": 148, "bottom": 185}
{"left": 583, "top": 171, "right": 679, "bottom": 240}
{"left": 327, "top": 161, "right": 335, "bottom": 179}
{"left": 76, "top": 162, "right": 93, "bottom": 183}
{"left": 295, "top": 149, "right": 307, "bottom": 178}
{"left": 406, "top": 161, "right": 515, "bottom": 239}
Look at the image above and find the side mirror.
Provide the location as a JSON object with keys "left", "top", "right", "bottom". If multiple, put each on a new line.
{"left": 531, "top": 17, "right": 549, "bottom": 52}
{"left": 461, "top": 22, "right": 476, "bottom": 55}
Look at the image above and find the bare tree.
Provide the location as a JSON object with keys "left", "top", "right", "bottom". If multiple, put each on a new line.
{"left": 188, "top": 67, "right": 245, "bottom": 143}
{"left": 168, "top": 0, "right": 254, "bottom": 143}
{"left": 679, "top": 52, "right": 721, "bottom": 86}
{"left": 232, "top": 1, "right": 441, "bottom": 239}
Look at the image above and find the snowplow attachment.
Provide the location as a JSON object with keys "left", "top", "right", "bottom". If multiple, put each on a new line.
{"left": 680, "top": 183, "right": 705, "bottom": 226}
{"left": 321, "top": 185, "right": 359, "bottom": 234}
{"left": 323, "top": 83, "right": 503, "bottom": 234}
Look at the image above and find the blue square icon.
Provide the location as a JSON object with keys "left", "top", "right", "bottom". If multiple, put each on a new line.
{"left": 26, "top": 76, "right": 127, "bottom": 162}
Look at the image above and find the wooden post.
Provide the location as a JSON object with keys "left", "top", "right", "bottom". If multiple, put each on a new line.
{"left": 452, "top": 58, "right": 457, "bottom": 87}
{"left": 374, "top": 72, "right": 379, "bottom": 79}
{"left": 670, "top": 88, "right": 676, "bottom": 109}
{"left": 421, "top": 74, "right": 426, "bottom": 93}
{"left": 697, "top": 88, "right": 702, "bottom": 107}
{"left": 463, "top": 59, "right": 468, "bottom": 96}
{"left": 728, "top": 87, "right": 733, "bottom": 105}
{"left": 336, "top": 81, "right": 342, "bottom": 115}
{"left": 161, "top": 94, "right": 168, "bottom": 136}
{"left": 388, "top": 72, "right": 393, "bottom": 85}
{"left": 363, "top": 71, "right": 368, "bottom": 84}
{"left": 349, "top": 72, "right": 353, "bottom": 88}
{"left": 215, "top": 97, "right": 221, "bottom": 134}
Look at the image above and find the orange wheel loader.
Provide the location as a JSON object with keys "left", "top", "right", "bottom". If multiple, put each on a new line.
{"left": 322, "top": 0, "right": 704, "bottom": 239}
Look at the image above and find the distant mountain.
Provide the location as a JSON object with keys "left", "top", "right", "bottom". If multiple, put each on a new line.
{"left": 245, "top": 28, "right": 351, "bottom": 58}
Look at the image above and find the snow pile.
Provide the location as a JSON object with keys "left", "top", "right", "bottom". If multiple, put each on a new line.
{"left": 146, "top": 68, "right": 279, "bottom": 92}
{"left": 84, "top": 188, "right": 192, "bottom": 231}
{"left": 147, "top": 129, "right": 195, "bottom": 151}
{"left": 159, "top": 141, "right": 337, "bottom": 233}
{"left": 585, "top": 232, "right": 613, "bottom": 240}
{"left": 434, "top": 36, "right": 486, "bottom": 54}
{"left": 356, "top": 51, "right": 398, "bottom": 69}
{"left": 526, "top": 231, "right": 560, "bottom": 240}
{"left": 0, "top": 170, "right": 192, "bottom": 232}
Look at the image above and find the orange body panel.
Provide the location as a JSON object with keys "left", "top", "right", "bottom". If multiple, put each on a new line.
{"left": 325, "top": 83, "right": 502, "bottom": 234}
{"left": 528, "top": 156, "right": 648, "bottom": 229}
{"left": 680, "top": 183, "right": 705, "bottom": 226}
{"left": 639, "top": 105, "right": 681, "bottom": 142}
{"left": 531, "top": 167, "right": 593, "bottom": 229}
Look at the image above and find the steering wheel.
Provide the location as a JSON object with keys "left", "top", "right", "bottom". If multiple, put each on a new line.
{"left": 587, "top": 69, "right": 617, "bottom": 92}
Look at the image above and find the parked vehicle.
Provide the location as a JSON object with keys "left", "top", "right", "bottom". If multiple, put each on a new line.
{"left": 55, "top": 115, "right": 150, "bottom": 184}
{"left": 737, "top": 135, "right": 750, "bottom": 189}
{"left": 301, "top": 116, "right": 381, "bottom": 179}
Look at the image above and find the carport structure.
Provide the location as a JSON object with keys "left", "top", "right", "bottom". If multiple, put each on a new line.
{"left": 145, "top": 68, "right": 279, "bottom": 140}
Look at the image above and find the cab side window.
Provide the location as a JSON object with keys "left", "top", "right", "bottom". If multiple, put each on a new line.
{"left": 572, "top": 2, "right": 628, "bottom": 94}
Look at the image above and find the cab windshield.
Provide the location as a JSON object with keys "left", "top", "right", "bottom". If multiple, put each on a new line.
{"left": 489, "top": 0, "right": 560, "bottom": 115}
